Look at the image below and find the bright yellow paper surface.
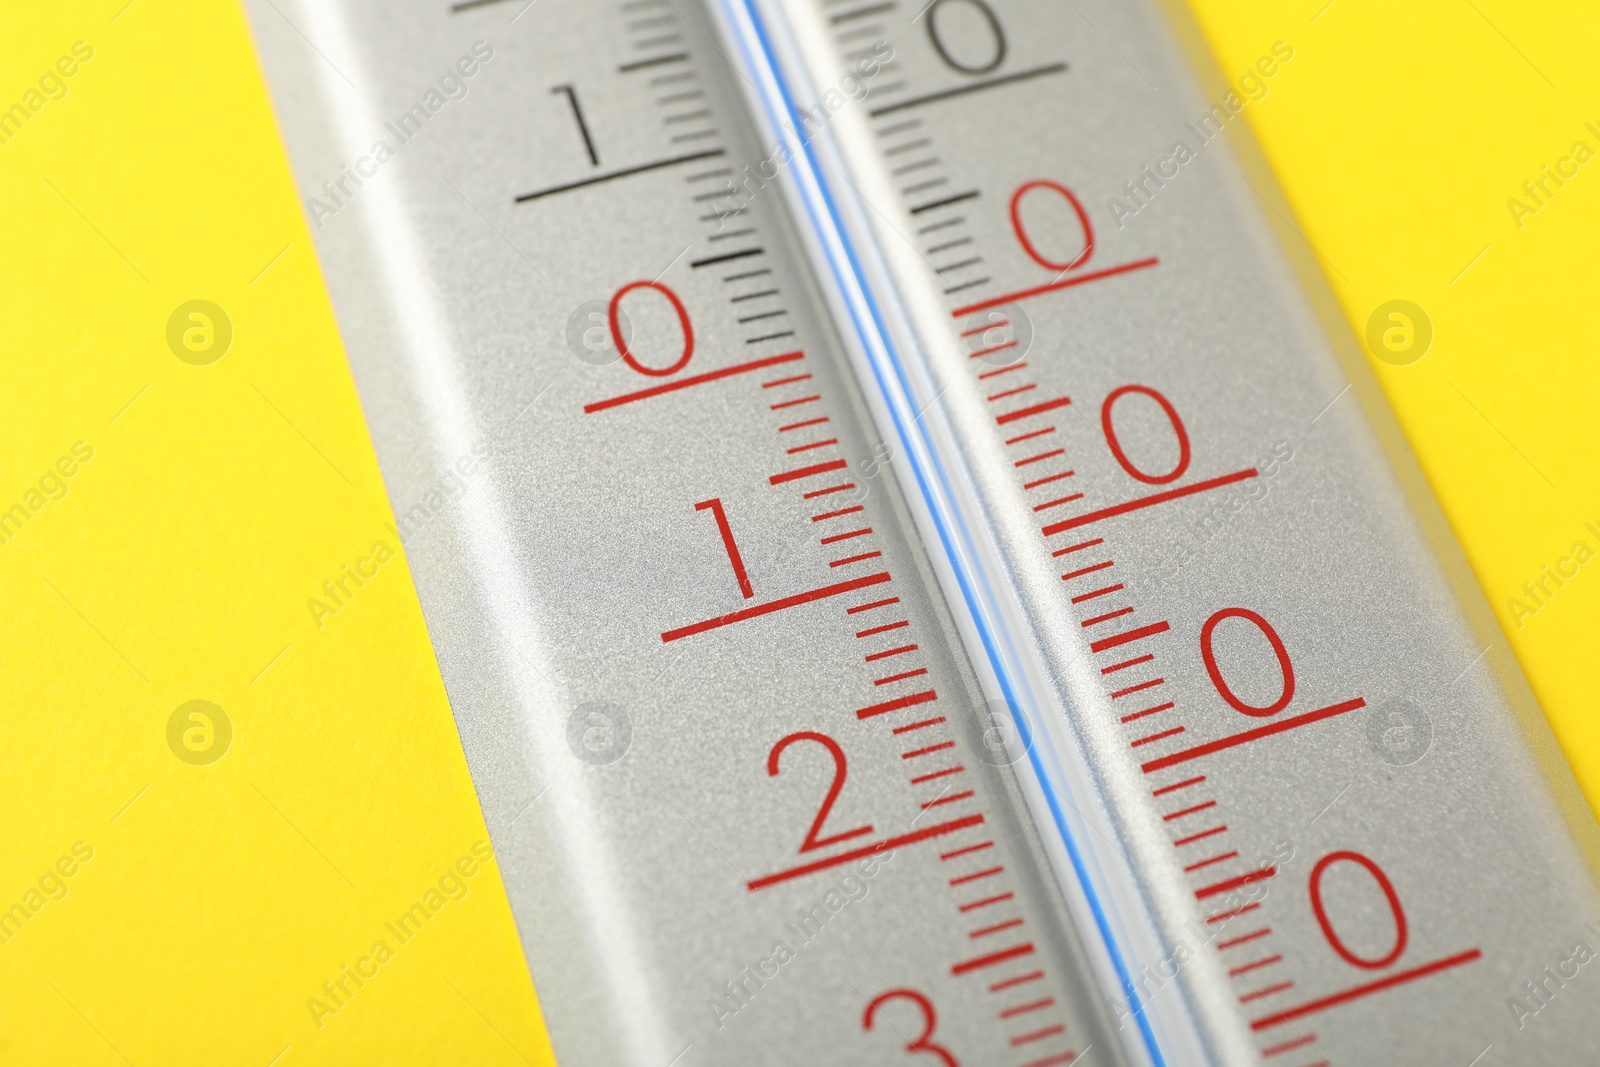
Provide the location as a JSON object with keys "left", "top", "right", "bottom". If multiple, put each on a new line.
{"left": 1184, "top": 0, "right": 1600, "bottom": 811}
{"left": 0, "top": 2, "right": 555, "bottom": 1063}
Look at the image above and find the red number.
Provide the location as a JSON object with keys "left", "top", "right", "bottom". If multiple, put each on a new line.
{"left": 1101, "top": 385, "right": 1191, "bottom": 485}
{"left": 1200, "top": 608, "right": 1295, "bottom": 717}
{"left": 1310, "top": 851, "right": 1409, "bottom": 970}
{"left": 863, "top": 988, "right": 960, "bottom": 1067}
{"left": 1009, "top": 179, "right": 1093, "bottom": 273}
{"left": 610, "top": 280, "right": 693, "bottom": 377}
{"left": 693, "top": 497, "right": 753, "bottom": 599}
{"left": 768, "top": 732, "right": 873, "bottom": 853}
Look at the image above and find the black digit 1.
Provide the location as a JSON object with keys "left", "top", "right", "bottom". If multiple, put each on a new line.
{"left": 551, "top": 83, "right": 599, "bottom": 166}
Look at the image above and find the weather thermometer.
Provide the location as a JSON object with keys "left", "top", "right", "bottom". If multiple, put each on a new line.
{"left": 244, "top": 0, "right": 1600, "bottom": 1064}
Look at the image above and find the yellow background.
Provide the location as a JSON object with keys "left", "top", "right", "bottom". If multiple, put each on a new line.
{"left": 1, "top": 0, "right": 1595, "bottom": 1061}
{"left": 1185, "top": 0, "right": 1600, "bottom": 809}
{"left": 0, "top": 1, "right": 554, "bottom": 1063}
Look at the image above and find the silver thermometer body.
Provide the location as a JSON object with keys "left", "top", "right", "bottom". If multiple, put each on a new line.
{"left": 247, "top": 0, "right": 1140, "bottom": 1064}
{"left": 715, "top": 0, "right": 1600, "bottom": 1063}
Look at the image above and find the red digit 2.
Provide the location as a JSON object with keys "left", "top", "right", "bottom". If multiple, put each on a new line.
{"left": 768, "top": 731, "right": 873, "bottom": 853}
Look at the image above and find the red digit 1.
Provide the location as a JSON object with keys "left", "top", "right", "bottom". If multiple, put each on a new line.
{"left": 768, "top": 732, "right": 873, "bottom": 854}
{"left": 1101, "top": 384, "right": 1191, "bottom": 485}
{"left": 862, "top": 988, "right": 960, "bottom": 1067}
{"left": 610, "top": 280, "right": 693, "bottom": 377}
{"left": 1200, "top": 607, "right": 1295, "bottom": 717}
{"left": 1309, "top": 851, "right": 1409, "bottom": 970}
{"left": 1009, "top": 178, "right": 1094, "bottom": 273}
{"left": 694, "top": 498, "right": 753, "bottom": 599}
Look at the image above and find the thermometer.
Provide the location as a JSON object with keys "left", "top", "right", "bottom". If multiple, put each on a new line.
{"left": 244, "top": 0, "right": 1600, "bottom": 1063}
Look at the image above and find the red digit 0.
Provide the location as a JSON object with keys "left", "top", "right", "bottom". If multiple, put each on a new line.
{"left": 768, "top": 731, "right": 874, "bottom": 854}
{"left": 610, "top": 280, "right": 693, "bottom": 377}
{"left": 1100, "top": 384, "right": 1192, "bottom": 485}
{"left": 1009, "top": 179, "right": 1094, "bottom": 273}
{"left": 1200, "top": 607, "right": 1295, "bottom": 717}
{"left": 863, "top": 988, "right": 960, "bottom": 1067}
{"left": 1309, "top": 851, "right": 1409, "bottom": 970}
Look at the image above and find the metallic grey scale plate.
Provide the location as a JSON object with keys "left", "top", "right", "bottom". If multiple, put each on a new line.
{"left": 245, "top": 0, "right": 1138, "bottom": 1064}
{"left": 745, "top": 0, "right": 1600, "bottom": 1062}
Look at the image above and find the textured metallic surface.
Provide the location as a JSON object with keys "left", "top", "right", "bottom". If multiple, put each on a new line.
{"left": 245, "top": 0, "right": 1132, "bottom": 1064}
{"left": 733, "top": 0, "right": 1600, "bottom": 1063}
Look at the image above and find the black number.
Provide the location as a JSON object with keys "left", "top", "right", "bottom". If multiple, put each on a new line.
{"left": 551, "top": 83, "right": 599, "bottom": 166}
{"left": 926, "top": 0, "right": 1007, "bottom": 76}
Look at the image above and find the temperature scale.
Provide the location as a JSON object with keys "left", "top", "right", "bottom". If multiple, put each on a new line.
{"left": 244, "top": 0, "right": 1600, "bottom": 1063}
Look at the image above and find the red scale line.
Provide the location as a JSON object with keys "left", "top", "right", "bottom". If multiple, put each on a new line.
{"left": 779, "top": 416, "right": 829, "bottom": 432}
{"left": 1016, "top": 448, "right": 1065, "bottom": 467}
{"left": 770, "top": 394, "right": 821, "bottom": 410}
{"left": 855, "top": 620, "right": 909, "bottom": 638}
{"left": 1006, "top": 426, "right": 1055, "bottom": 445}
{"left": 1163, "top": 800, "right": 1217, "bottom": 821}
{"left": 1261, "top": 1033, "right": 1318, "bottom": 1058}
{"left": 952, "top": 257, "right": 1160, "bottom": 316}
{"left": 1239, "top": 980, "right": 1294, "bottom": 1004}
{"left": 1196, "top": 866, "right": 1276, "bottom": 900}
{"left": 770, "top": 458, "right": 847, "bottom": 484}
{"left": 821, "top": 527, "right": 873, "bottom": 544}
{"left": 1228, "top": 954, "right": 1283, "bottom": 978}
{"left": 1174, "top": 825, "right": 1229, "bottom": 847}
{"left": 1010, "top": 1024, "right": 1066, "bottom": 1047}
{"left": 912, "top": 765, "right": 965, "bottom": 785}
{"left": 952, "top": 942, "right": 1034, "bottom": 975}
{"left": 979, "top": 362, "right": 1029, "bottom": 381}
{"left": 1216, "top": 927, "right": 1272, "bottom": 950}
{"left": 1033, "top": 494, "right": 1084, "bottom": 513}
{"left": 1109, "top": 678, "right": 1164, "bottom": 699}
{"left": 1081, "top": 607, "right": 1134, "bottom": 627}
{"left": 922, "top": 790, "right": 975, "bottom": 810}
{"left": 893, "top": 715, "right": 944, "bottom": 734}
{"left": 1103, "top": 654, "right": 1154, "bottom": 675}
{"left": 1051, "top": 537, "right": 1101, "bottom": 557}
{"left": 962, "top": 892, "right": 1016, "bottom": 913}
{"left": 1248, "top": 949, "right": 1482, "bottom": 1031}
{"left": 1000, "top": 997, "right": 1056, "bottom": 1019}
{"left": 1020, "top": 1053, "right": 1077, "bottom": 1067}
{"left": 830, "top": 550, "right": 883, "bottom": 567}
{"left": 1025, "top": 470, "right": 1075, "bottom": 489}
{"left": 988, "top": 383, "right": 1037, "bottom": 402}
{"left": 746, "top": 814, "right": 984, "bottom": 891}
{"left": 875, "top": 667, "right": 929, "bottom": 686}
{"left": 866, "top": 644, "right": 918, "bottom": 661}
{"left": 846, "top": 596, "right": 899, "bottom": 613}
{"left": 1070, "top": 583, "right": 1123, "bottom": 604}
{"left": 813, "top": 504, "right": 864, "bottom": 522}
{"left": 786, "top": 438, "right": 838, "bottom": 454}
{"left": 859, "top": 689, "right": 937, "bottom": 720}
{"left": 1130, "top": 726, "right": 1184, "bottom": 748}
{"left": 950, "top": 866, "right": 1004, "bottom": 886}
{"left": 989, "top": 970, "right": 1042, "bottom": 991}
{"left": 996, "top": 396, "right": 1071, "bottom": 425}
{"left": 1089, "top": 620, "right": 1169, "bottom": 653}
{"left": 1121, "top": 701, "right": 1174, "bottom": 723}
{"left": 803, "top": 483, "right": 856, "bottom": 499}
{"left": 970, "top": 918, "right": 1025, "bottom": 939}
{"left": 584, "top": 351, "right": 803, "bottom": 413}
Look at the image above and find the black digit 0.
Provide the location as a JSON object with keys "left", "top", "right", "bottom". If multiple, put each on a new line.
{"left": 926, "top": 0, "right": 1007, "bottom": 76}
